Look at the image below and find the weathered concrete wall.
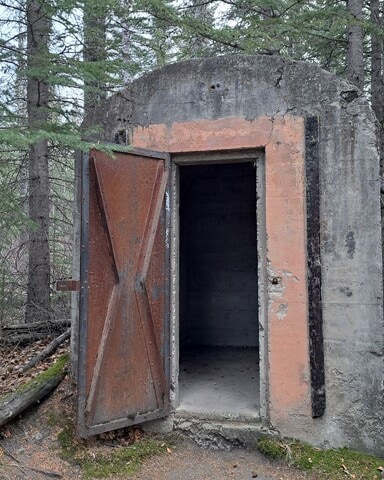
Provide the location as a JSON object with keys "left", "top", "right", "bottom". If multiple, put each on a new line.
{"left": 91, "top": 56, "right": 384, "bottom": 456}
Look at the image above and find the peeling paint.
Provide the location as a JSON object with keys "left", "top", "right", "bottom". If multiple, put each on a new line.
{"left": 282, "top": 270, "right": 300, "bottom": 282}
{"left": 277, "top": 303, "right": 288, "bottom": 320}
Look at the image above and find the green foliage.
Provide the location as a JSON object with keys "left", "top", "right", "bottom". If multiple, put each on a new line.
{"left": 0, "top": 148, "right": 29, "bottom": 324}
{"left": 257, "top": 437, "right": 384, "bottom": 479}
{"left": 0, "top": 0, "right": 382, "bottom": 325}
{"left": 0, "top": 180, "right": 29, "bottom": 239}
{"left": 257, "top": 436, "right": 286, "bottom": 459}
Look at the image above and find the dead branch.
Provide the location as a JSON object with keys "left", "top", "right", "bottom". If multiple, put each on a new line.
{"left": 0, "top": 332, "right": 53, "bottom": 346}
{"left": 1, "top": 319, "right": 70, "bottom": 333}
{"left": 0, "top": 442, "right": 63, "bottom": 478}
{"left": 17, "top": 328, "right": 71, "bottom": 374}
{"left": 0, "top": 320, "right": 70, "bottom": 346}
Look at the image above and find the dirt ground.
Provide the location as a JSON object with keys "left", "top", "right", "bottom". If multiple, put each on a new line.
{"left": 134, "top": 435, "right": 320, "bottom": 480}
{"left": 0, "top": 375, "right": 80, "bottom": 480}
{"left": 0, "top": 375, "right": 322, "bottom": 480}
{"left": 0, "top": 339, "right": 322, "bottom": 480}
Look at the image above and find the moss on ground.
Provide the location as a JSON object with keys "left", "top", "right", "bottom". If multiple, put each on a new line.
{"left": 258, "top": 437, "right": 384, "bottom": 479}
{"left": 0, "top": 354, "right": 69, "bottom": 402}
{"left": 28, "top": 354, "right": 69, "bottom": 383}
{"left": 57, "top": 421, "right": 169, "bottom": 479}
{"left": 80, "top": 440, "right": 168, "bottom": 479}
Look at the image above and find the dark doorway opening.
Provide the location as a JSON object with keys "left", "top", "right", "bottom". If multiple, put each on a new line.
{"left": 178, "top": 162, "right": 260, "bottom": 418}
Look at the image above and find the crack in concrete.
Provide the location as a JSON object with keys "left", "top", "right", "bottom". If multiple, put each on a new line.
{"left": 275, "top": 66, "right": 284, "bottom": 87}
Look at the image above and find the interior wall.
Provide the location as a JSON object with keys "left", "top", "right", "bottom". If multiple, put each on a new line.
{"left": 180, "top": 162, "right": 258, "bottom": 348}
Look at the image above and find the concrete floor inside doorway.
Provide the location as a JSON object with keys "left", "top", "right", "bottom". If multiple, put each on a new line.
{"left": 177, "top": 346, "right": 260, "bottom": 419}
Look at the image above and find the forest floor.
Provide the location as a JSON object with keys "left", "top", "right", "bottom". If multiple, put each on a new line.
{"left": 0, "top": 340, "right": 382, "bottom": 480}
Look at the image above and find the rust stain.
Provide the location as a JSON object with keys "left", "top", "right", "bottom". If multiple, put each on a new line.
{"left": 83, "top": 150, "right": 168, "bottom": 429}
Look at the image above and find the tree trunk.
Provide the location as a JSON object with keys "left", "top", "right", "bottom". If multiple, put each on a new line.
{"left": 346, "top": 0, "right": 364, "bottom": 90}
{"left": 370, "top": 0, "right": 384, "bottom": 306}
{"left": 25, "top": 0, "right": 51, "bottom": 323}
{"left": 70, "top": 153, "right": 81, "bottom": 379}
{"left": 70, "top": 1, "right": 107, "bottom": 379}
{"left": 370, "top": 0, "right": 383, "bottom": 124}
{"left": 83, "top": 0, "right": 107, "bottom": 125}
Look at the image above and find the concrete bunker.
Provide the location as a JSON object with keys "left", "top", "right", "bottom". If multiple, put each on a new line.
{"left": 178, "top": 161, "right": 259, "bottom": 418}
{"left": 77, "top": 55, "right": 384, "bottom": 457}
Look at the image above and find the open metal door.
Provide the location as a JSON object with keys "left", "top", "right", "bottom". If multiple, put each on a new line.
{"left": 77, "top": 147, "right": 170, "bottom": 437}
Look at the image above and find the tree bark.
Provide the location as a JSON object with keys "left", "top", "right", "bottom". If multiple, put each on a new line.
{"left": 70, "top": 154, "right": 81, "bottom": 379}
{"left": 346, "top": 0, "right": 364, "bottom": 90}
{"left": 370, "top": 0, "right": 383, "bottom": 124}
{"left": 25, "top": 0, "right": 51, "bottom": 323}
{"left": 70, "top": 1, "right": 108, "bottom": 379}
{"left": 83, "top": 0, "right": 107, "bottom": 125}
{"left": 370, "top": 0, "right": 384, "bottom": 306}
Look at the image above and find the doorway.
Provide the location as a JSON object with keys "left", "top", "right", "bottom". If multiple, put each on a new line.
{"left": 177, "top": 162, "right": 260, "bottom": 419}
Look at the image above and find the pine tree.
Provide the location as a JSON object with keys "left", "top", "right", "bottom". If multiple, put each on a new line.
{"left": 25, "top": 0, "right": 52, "bottom": 323}
{"left": 346, "top": 0, "right": 364, "bottom": 89}
{"left": 1, "top": 0, "right": 384, "bottom": 332}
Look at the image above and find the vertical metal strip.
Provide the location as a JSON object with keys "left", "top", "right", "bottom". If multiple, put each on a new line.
{"left": 163, "top": 156, "right": 171, "bottom": 396}
{"left": 77, "top": 152, "right": 90, "bottom": 436}
{"left": 169, "top": 162, "right": 179, "bottom": 409}
{"left": 305, "top": 116, "right": 326, "bottom": 418}
{"left": 256, "top": 153, "right": 269, "bottom": 421}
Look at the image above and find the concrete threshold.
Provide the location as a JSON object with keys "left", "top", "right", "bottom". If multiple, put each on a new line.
{"left": 173, "top": 412, "right": 277, "bottom": 450}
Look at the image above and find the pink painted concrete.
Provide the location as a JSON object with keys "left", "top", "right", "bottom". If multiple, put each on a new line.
{"left": 132, "top": 116, "right": 311, "bottom": 427}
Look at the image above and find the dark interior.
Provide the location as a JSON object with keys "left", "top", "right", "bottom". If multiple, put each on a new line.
{"left": 178, "top": 162, "right": 260, "bottom": 416}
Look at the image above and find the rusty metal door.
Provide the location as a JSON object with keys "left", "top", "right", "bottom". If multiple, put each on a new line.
{"left": 77, "top": 148, "right": 170, "bottom": 437}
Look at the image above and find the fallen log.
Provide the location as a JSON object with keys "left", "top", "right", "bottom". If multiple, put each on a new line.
{"left": 1, "top": 319, "right": 70, "bottom": 333}
{"left": 0, "top": 319, "right": 70, "bottom": 346}
{"left": 0, "top": 355, "right": 68, "bottom": 428}
{"left": 0, "top": 332, "right": 53, "bottom": 346}
{"left": 18, "top": 328, "right": 71, "bottom": 374}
